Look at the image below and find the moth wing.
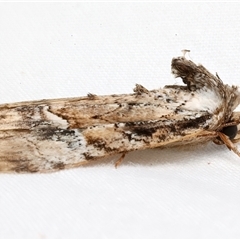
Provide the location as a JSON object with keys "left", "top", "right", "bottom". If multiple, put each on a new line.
{"left": 0, "top": 84, "right": 220, "bottom": 172}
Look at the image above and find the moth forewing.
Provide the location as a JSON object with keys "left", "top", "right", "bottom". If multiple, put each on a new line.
{"left": 0, "top": 54, "right": 240, "bottom": 173}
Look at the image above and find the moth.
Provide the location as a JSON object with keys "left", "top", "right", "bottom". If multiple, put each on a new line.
{"left": 0, "top": 54, "right": 240, "bottom": 173}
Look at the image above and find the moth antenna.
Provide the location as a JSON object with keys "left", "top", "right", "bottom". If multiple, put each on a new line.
{"left": 115, "top": 153, "right": 126, "bottom": 168}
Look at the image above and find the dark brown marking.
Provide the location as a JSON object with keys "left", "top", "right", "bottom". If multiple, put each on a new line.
{"left": 133, "top": 128, "right": 156, "bottom": 137}
{"left": 83, "top": 152, "right": 95, "bottom": 160}
{"left": 52, "top": 162, "right": 65, "bottom": 170}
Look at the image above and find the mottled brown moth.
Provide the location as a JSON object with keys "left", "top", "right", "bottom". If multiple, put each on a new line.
{"left": 1, "top": 53, "right": 240, "bottom": 173}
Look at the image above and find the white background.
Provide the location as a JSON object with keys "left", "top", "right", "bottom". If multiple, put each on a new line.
{"left": 0, "top": 2, "right": 240, "bottom": 238}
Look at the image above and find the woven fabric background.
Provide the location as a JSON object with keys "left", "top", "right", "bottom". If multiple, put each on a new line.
{"left": 0, "top": 2, "right": 240, "bottom": 238}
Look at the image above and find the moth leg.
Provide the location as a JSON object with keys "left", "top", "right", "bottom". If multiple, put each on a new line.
{"left": 217, "top": 132, "right": 240, "bottom": 157}
{"left": 115, "top": 153, "right": 126, "bottom": 168}
{"left": 213, "top": 138, "right": 223, "bottom": 145}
